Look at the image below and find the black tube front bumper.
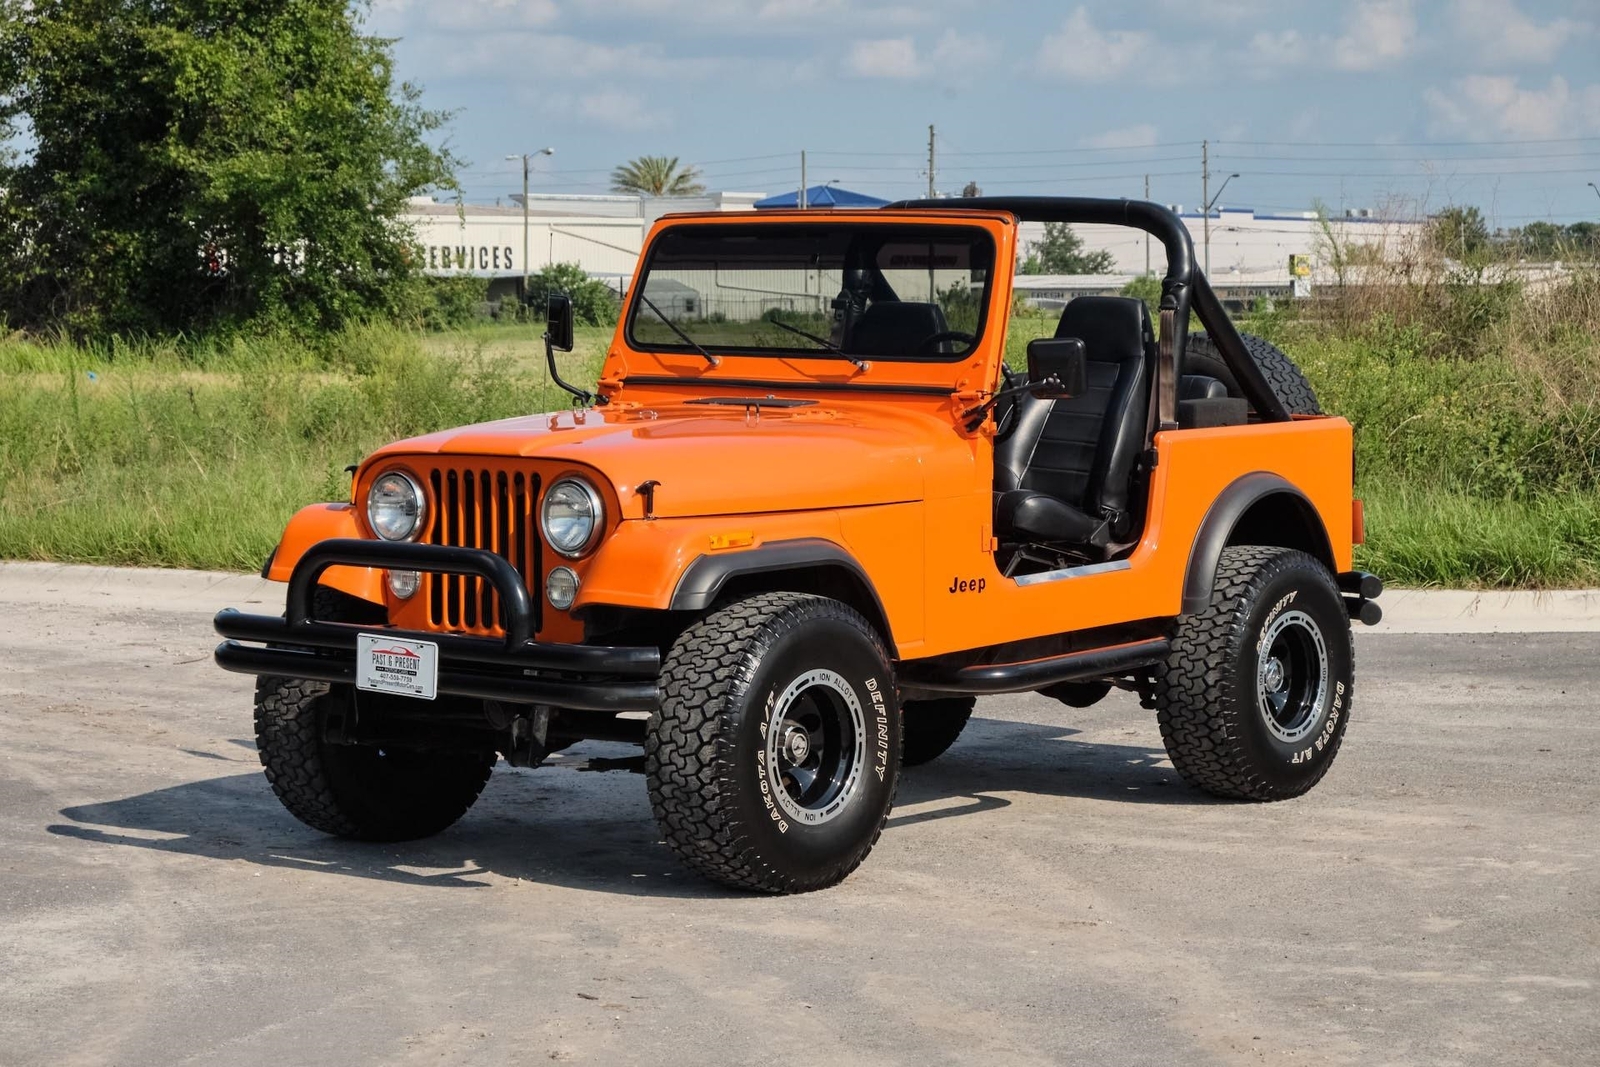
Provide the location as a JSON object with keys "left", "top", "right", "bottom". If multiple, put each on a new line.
{"left": 213, "top": 539, "right": 660, "bottom": 713}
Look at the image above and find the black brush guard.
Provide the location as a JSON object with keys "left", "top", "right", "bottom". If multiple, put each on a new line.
{"left": 213, "top": 539, "right": 659, "bottom": 713}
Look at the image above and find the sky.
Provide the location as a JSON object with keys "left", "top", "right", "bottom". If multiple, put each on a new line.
{"left": 367, "top": 0, "right": 1600, "bottom": 227}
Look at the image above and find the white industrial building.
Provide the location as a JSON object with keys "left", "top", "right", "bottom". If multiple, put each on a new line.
{"left": 405, "top": 191, "right": 1425, "bottom": 306}
{"left": 403, "top": 192, "right": 765, "bottom": 298}
{"left": 1013, "top": 207, "right": 1427, "bottom": 306}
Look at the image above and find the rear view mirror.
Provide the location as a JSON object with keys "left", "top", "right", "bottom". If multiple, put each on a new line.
{"left": 1026, "top": 337, "right": 1088, "bottom": 399}
{"left": 546, "top": 293, "right": 574, "bottom": 352}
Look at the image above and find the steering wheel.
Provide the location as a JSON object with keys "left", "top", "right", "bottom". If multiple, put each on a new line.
{"left": 912, "top": 330, "right": 976, "bottom": 355}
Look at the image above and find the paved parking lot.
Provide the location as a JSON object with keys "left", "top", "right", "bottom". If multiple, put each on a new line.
{"left": 1, "top": 566, "right": 1596, "bottom": 1066}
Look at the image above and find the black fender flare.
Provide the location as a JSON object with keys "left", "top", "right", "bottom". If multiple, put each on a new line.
{"left": 669, "top": 537, "right": 890, "bottom": 623}
{"left": 1181, "top": 473, "right": 1334, "bottom": 615}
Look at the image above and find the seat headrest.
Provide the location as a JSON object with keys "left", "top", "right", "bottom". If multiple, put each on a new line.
{"left": 846, "top": 301, "right": 949, "bottom": 357}
{"left": 1054, "top": 296, "right": 1152, "bottom": 365}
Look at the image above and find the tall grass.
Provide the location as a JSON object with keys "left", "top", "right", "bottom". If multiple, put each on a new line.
{"left": 0, "top": 323, "right": 607, "bottom": 570}
{"left": 2, "top": 263, "right": 1598, "bottom": 587}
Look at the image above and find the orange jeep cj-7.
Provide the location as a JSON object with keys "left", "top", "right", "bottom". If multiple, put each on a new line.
{"left": 215, "top": 197, "right": 1383, "bottom": 893}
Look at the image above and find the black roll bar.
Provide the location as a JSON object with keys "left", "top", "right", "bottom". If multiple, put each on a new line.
{"left": 884, "top": 196, "right": 1292, "bottom": 423}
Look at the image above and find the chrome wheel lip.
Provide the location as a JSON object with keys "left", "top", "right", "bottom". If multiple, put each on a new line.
{"left": 1257, "top": 608, "right": 1329, "bottom": 744}
{"left": 764, "top": 668, "right": 866, "bottom": 827}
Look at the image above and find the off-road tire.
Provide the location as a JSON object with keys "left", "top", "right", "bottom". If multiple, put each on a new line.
{"left": 1154, "top": 546, "right": 1353, "bottom": 801}
{"left": 646, "top": 592, "right": 901, "bottom": 893}
{"left": 254, "top": 587, "right": 496, "bottom": 841}
{"left": 900, "top": 697, "right": 974, "bottom": 767}
{"left": 1185, "top": 331, "right": 1321, "bottom": 415}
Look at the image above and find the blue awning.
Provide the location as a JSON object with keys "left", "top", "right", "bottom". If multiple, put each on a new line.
{"left": 752, "top": 185, "right": 890, "bottom": 210}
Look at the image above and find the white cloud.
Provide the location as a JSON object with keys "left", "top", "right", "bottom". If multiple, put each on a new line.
{"left": 929, "top": 28, "right": 1001, "bottom": 67}
{"left": 1247, "top": 29, "right": 1307, "bottom": 67}
{"left": 842, "top": 29, "right": 998, "bottom": 80}
{"left": 576, "top": 0, "right": 933, "bottom": 30}
{"left": 846, "top": 37, "right": 924, "bottom": 79}
{"left": 1451, "top": 0, "right": 1588, "bottom": 63}
{"left": 1036, "top": 7, "right": 1150, "bottom": 82}
{"left": 1083, "top": 124, "right": 1159, "bottom": 150}
{"left": 576, "top": 91, "right": 660, "bottom": 131}
{"left": 374, "top": 0, "right": 558, "bottom": 27}
{"left": 1425, "top": 74, "right": 1600, "bottom": 139}
{"left": 1333, "top": 0, "right": 1417, "bottom": 71}
{"left": 403, "top": 31, "right": 719, "bottom": 81}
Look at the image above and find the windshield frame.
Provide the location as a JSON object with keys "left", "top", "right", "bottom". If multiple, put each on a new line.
{"left": 622, "top": 218, "right": 1000, "bottom": 365}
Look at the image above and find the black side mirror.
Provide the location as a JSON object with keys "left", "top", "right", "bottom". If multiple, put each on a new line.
{"left": 546, "top": 293, "right": 574, "bottom": 352}
{"left": 1026, "top": 337, "right": 1088, "bottom": 399}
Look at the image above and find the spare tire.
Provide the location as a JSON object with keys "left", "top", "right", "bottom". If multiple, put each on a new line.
{"left": 1184, "top": 332, "right": 1321, "bottom": 415}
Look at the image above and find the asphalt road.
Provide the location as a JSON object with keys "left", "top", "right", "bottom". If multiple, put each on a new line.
{"left": 1, "top": 568, "right": 1596, "bottom": 1066}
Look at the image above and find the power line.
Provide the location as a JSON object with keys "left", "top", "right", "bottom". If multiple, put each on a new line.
{"left": 1216, "top": 135, "right": 1600, "bottom": 147}
{"left": 1213, "top": 150, "right": 1600, "bottom": 163}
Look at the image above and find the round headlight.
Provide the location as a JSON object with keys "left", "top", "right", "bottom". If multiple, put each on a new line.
{"left": 541, "top": 478, "right": 603, "bottom": 558}
{"left": 368, "top": 471, "right": 425, "bottom": 542}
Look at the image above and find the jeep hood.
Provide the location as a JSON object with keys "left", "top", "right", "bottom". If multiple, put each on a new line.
{"left": 366, "top": 400, "right": 965, "bottom": 519}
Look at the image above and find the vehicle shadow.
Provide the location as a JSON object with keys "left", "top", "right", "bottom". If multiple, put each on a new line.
{"left": 47, "top": 717, "right": 1216, "bottom": 896}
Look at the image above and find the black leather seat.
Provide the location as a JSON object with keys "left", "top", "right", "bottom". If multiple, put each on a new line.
{"left": 845, "top": 302, "right": 948, "bottom": 358}
{"left": 993, "top": 296, "right": 1153, "bottom": 549}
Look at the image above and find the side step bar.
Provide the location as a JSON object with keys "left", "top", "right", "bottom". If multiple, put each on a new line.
{"left": 899, "top": 637, "right": 1171, "bottom": 696}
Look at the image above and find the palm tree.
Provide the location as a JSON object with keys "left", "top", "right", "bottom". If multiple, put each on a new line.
{"left": 610, "top": 156, "right": 706, "bottom": 197}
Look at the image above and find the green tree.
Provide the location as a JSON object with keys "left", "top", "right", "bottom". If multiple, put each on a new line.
{"left": 0, "top": 0, "right": 457, "bottom": 336}
{"left": 610, "top": 156, "right": 705, "bottom": 197}
{"left": 1019, "top": 222, "right": 1115, "bottom": 274}
{"left": 526, "top": 263, "right": 618, "bottom": 326}
{"left": 1428, "top": 206, "right": 1490, "bottom": 260}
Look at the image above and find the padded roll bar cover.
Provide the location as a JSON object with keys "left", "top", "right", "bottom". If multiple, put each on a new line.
{"left": 884, "top": 197, "right": 1293, "bottom": 423}
{"left": 1181, "top": 472, "right": 1334, "bottom": 615}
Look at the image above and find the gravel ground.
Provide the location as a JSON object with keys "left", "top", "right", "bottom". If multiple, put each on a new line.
{"left": 0, "top": 568, "right": 1595, "bottom": 1066}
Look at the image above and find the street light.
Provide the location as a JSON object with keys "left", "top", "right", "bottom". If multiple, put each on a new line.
{"left": 506, "top": 147, "right": 555, "bottom": 303}
{"left": 1203, "top": 172, "right": 1239, "bottom": 277}
{"left": 1589, "top": 181, "right": 1600, "bottom": 202}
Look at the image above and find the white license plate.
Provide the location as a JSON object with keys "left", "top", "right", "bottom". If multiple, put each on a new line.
{"left": 356, "top": 633, "right": 439, "bottom": 700}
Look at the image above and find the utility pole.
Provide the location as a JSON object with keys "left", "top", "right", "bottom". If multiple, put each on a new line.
{"left": 800, "top": 151, "right": 808, "bottom": 210}
{"left": 1201, "top": 140, "right": 1210, "bottom": 278}
{"left": 506, "top": 147, "right": 554, "bottom": 303}
{"left": 1144, "top": 173, "right": 1151, "bottom": 276}
{"left": 927, "top": 124, "right": 937, "bottom": 199}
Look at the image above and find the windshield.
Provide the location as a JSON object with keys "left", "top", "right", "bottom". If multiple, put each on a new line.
{"left": 626, "top": 222, "right": 996, "bottom": 363}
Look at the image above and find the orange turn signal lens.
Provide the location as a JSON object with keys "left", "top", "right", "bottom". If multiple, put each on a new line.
{"left": 708, "top": 531, "right": 755, "bottom": 551}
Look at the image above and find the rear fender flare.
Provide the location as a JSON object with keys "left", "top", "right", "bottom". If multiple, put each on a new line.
{"left": 1181, "top": 473, "right": 1334, "bottom": 615}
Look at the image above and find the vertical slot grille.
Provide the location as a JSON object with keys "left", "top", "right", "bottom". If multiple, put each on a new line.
{"left": 422, "top": 466, "right": 540, "bottom": 636}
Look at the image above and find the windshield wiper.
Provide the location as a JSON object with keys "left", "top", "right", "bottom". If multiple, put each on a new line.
{"left": 766, "top": 316, "right": 869, "bottom": 371}
{"left": 637, "top": 292, "right": 719, "bottom": 367}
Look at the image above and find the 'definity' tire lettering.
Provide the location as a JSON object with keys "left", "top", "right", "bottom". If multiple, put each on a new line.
{"left": 1257, "top": 590, "right": 1298, "bottom": 654}
{"left": 866, "top": 676, "right": 889, "bottom": 781}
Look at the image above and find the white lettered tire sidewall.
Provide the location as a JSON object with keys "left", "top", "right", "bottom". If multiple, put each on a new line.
{"left": 1156, "top": 546, "right": 1355, "bottom": 801}
{"left": 727, "top": 610, "right": 900, "bottom": 879}
{"left": 646, "top": 592, "right": 902, "bottom": 893}
{"left": 1227, "top": 556, "right": 1353, "bottom": 793}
